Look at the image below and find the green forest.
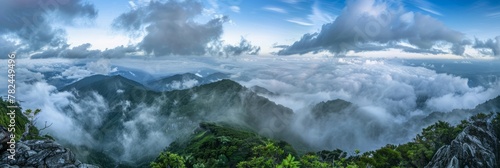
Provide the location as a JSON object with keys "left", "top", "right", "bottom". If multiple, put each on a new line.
{"left": 151, "top": 113, "right": 500, "bottom": 168}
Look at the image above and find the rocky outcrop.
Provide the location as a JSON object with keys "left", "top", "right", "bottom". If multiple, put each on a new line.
{"left": 0, "top": 126, "right": 98, "bottom": 168}
{"left": 0, "top": 126, "right": 11, "bottom": 152}
{"left": 425, "top": 118, "right": 499, "bottom": 168}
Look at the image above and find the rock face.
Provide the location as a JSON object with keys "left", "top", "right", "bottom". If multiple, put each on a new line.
{"left": 0, "top": 126, "right": 11, "bottom": 152}
{"left": 425, "top": 119, "right": 499, "bottom": 168}
{"left": 0, "top": 127, "right": 98, "bottom": 168}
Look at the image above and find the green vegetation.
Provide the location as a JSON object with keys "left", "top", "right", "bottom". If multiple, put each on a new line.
{"left": 0, "top": 99, "right": 51, "bottom": 141}
{"left": 153, "top": 113, "right": 500, "bottom": 168}
{"left": 150, "top": 152, "right": 186, "bottom": 168}
{"left": 0, "top": 99, "right": 27, "bottom": 141}
{"left": 160, "top": 122, "right": 297, "bottom": 168}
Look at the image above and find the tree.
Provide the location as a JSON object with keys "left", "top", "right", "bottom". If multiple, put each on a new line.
{"left": 237, "top": 141, "right": 286, "bottom": 168}
{"left": 300, "top": 154, "right": 330, "bottom": 168}
{"left": 150, "top": 151, "right": 187, "bottom": 168}
{"left": 277, "top": 154, "right": 300, "bottom": 168}
{"left": 22, "top": 109, "right": 51, "bottom": 140}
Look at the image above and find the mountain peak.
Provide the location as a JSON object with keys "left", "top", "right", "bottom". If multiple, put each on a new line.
{"left": 311, "top": 99, "right": 353, "bottom": 119}
{"left": 61, "top": 74, "right": 146, "bottom": 92}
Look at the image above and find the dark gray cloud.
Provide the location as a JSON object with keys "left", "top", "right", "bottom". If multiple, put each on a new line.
{"left": 30, "top": 45, "right": 68, "bottom": 59}
{"left": 0, "top": 38, "right": 19, "bottom": 59}
{"left": 31, "top": 44, "right": 138, "bottom": 59}
{"left": 61, "top": 43, "right": 100, "bottom": 59}
{"left": 113, "top": 0, "right": 229, "bottom": 56}
{"left": 220, "top": 38, "right": 261, "bottom": 56}
{"left": 473, "top": 36, "right": 500, "bottom": 56}
{"left": 207, "top": 37, "right": 261, "bottom": 57}
{"left": 101, "top": 45, "right": 138, "bottom": 58}
{"left": 0, "top": 0, "right": 97, "bottom": 55}
{"left": 278, "top": 0, "right": 468, "bottom": 56}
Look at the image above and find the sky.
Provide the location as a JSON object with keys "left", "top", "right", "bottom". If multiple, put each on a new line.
{"left": 1, "top": 0, "right": 500, "bottom": 58}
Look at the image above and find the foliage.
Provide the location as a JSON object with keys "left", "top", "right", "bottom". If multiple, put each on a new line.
{"left": 21, "top": 109, "right": 45, "bottom": 140}
{"left": 299, "top": 154, "right": 330, "bottom": 168}
{"left": 150, "top": 152, "right": 186, "bottom": 168}
{"left": 163, "top": 123, "right": 296, "bottom": 168}
{"left": 237, "top": 141, "right": 287, "bottom": 168}
{"left": 277, "top": 154, "right": 301, "bottom": 168}
{"left": 0, "top": 99, "right": 46, "bottom": 141}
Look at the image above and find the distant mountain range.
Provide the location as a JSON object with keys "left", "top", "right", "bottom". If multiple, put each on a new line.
{"left": 146, "top": 72, "right": 230, "bottom": 91}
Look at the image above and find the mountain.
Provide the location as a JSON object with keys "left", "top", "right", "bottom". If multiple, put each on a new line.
{"left": 109, "top": 66, "right": 156, "bottom": 84}
{"left": 147, "top": 73, "right": 202, "bottom": 91}
{"left": 250, "top": 85, "right": 279, "bottom": 96}
{"left": 157, "top": 122, "right": 298, "bottom": 168}
{"left": 311, "top": 99, "right": 353, "bottom": 119}
{"left": 57, "top": 75, "right": 293, "bottom": 167}
{"left": 61, "top": 74, "right": 148, "bottom": 93}
{"left": 418, "top": 96, "right": 500, "bottom": 127}
{"left": 146, "top": 72, "right": 230, "bottom": 91}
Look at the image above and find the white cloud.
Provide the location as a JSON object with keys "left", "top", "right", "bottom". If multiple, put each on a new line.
{"left": 286, "top": 19, "right": 314, "bottom": 26}
{"left": 263, "top": 6, "right": 288, "bottom": 14}
{"left": 230, "top": 6, "right": 240, "bottom": 13}
{"left": 86, "top": 59, "right": 116, "bottom": 74}
{"left": 282, "top": 0, "right": 300, "bottom": 4}
{"left": 128, "top": 0, "right": 137, "bottom": 10}
{"left": 486, "top": 12, "right": 500, "bottom": 18}
{"left": 418, "top": 7, "right": 443, "bottom": 16}
{"left": 307, "top": 3, "right": 335, "bottom": 25}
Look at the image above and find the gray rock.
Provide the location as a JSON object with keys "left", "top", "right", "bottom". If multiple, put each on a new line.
{"left": 425, "top": 119, "right": 499, "bottom": 168}
{"left": 0, "top": 126, "right": 98, "bottom": 167}
{"left": 0, "top": 125, "right": 11, "bottom": 152}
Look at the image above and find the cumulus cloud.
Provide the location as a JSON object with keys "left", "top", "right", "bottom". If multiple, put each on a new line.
{"left": 0, "top": 0, "right": 97, "bottom": 55}
{"left": 221, "top": 37, "right": 261, "bottom": 56}
{"left": 61, "top": 43, "right": 101, "bottom": 58}
{"left": 277, "top": 0, "right": 468, "bottom": 56}
{"left": 206, "top": 37, "right": 262, "bottom": 57}
{"left": 473, "top": 36, "right": 500, "bottom": 57}
{"left": 113, "top": 0, "right": 229, "bottom": 56}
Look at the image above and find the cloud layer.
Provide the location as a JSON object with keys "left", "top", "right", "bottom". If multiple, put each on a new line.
{"left": 0, "top": 0, "right": 97, "bottom": 56}
{"left": 278, "top": 0, "right": 468, "bottom": 56}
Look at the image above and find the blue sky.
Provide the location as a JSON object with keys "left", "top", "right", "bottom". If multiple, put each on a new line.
{"left": 1, "top": 0, "right": 500, "bottom": 58}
